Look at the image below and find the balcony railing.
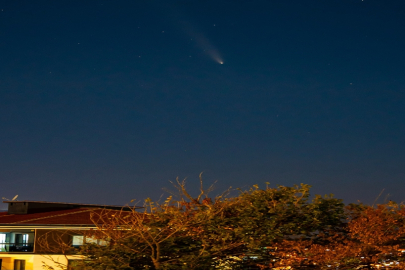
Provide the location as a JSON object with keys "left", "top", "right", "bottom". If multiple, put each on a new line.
{"left": 0, "top": 243, "right": 34, "bottom": 252}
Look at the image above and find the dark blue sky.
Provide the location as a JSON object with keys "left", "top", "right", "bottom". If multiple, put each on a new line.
{"left": 1, "top": 0, "right": 404, "bottom": 207}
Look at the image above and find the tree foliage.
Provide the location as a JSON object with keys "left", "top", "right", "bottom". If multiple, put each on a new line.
{"left": 41, "top": 177, "right": 405, "bottom": 270}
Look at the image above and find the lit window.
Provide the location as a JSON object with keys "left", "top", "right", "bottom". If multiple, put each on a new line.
{"left": 85, "top": 236, "right": 98, "bottom": 245}
{"left": 86, "top": 236, "right": 108, "bottom": 246}
{"left": 22, "top": 234, "right": 28, "bottom": 243}
{"left": 72, "top": 235, "right": 84, "bottom": 247}
{"left": 0, "top": 234, "right": 6, "bottom": 243}
{"left": 0, "top": 234, "right": 6, "bottom": 252}
{"left": 72, "top": 235, "right": 108, "bottom": 247}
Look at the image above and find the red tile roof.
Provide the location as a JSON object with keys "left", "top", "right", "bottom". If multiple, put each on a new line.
{"left": 0, "top": 208, "right": 111, "bottom": 226}
{"left": 2, "top": 200, "right": 134, "bottom": 210}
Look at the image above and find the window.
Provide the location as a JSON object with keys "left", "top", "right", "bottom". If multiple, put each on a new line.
{"left": 72, "top": 235, "right": 84, "bottom": 247}
{"left": 23, "top": 234, "right": 28, "bottom": 243}
{"left": 14, "top": 260, "right": 25, "bottom": 270}
{"left": 0, "top": 234, "right": 6, "bottom": 252}
{"left": 72, "top": 235, "right": 108, "bottom": 247}
{"left": 86, "top": 236, "right": 108, "bottom": 246}
{"left": 15, "top": 234, "right": 28, "bottom": 244}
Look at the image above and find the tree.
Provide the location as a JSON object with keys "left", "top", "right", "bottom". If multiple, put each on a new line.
{"left": 70, "top": 175, "right": 243, "bottom": 270}
{"left": 220, "top": 184, "right": 346, "bottom": 269}
{"left": 41, "top": 177, "right": 405, "bottom": 270}
{"left": 73, "top": 181, "right": 347, "bottom": 270}
{"left": 301, "top": 202, "right": 405, "bottom": 269}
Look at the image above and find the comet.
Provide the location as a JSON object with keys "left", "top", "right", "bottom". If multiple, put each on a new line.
{"left": 159, "top": 3, "right": 224, "bottom": 64}
{"left": 193, "top": 32, "right": 224, "bottom": 64}
{"left": 180, "top": 22, "right": 224, "bottom": 64}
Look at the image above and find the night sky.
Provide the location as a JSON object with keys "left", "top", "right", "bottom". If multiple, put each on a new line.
{"left": 1, "top": 0, "right": 404, "bottom": 208}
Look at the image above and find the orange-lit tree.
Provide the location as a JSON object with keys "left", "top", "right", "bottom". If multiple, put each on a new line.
{"left": 299, "top": 202, "right": 405, "bottom": 269}
{"left": 41, "top": 178, "right": 405, "bottom": 270}
{"left": 69, "top": 176, "right": 244, "bottom": 270}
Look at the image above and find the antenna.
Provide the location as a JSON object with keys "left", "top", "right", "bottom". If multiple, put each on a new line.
{"left": 11, "top": 195, "right": 18, "bottom": 201}
{"left": 2, "top": 197, "right": 9, "bottom": 201}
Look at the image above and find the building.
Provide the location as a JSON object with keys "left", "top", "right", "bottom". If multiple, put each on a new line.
{"left": 0, "top": 200, "right": 138, "bottom": 270}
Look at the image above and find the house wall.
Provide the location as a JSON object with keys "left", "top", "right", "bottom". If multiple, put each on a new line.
{"left": 36, "top": 254, "right": 84, "bottom": 270}
{"left": 0, "top": 254, "right": 35, "bottom": 270}
{"left": 0, "top": 254, "right": 83, "bottom": 270}
{"left": 0, "top": 228, "right": 88, "bottom": 269}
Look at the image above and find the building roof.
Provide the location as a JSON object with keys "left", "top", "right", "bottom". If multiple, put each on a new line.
{"left": 0, "top": 208, "right": 107, "bottom": 226}
{"left": 0, "top": 201, "right": 143, "bottom": 227}
{"left": 2, "top": 200, "right": 136, "bottom": 210}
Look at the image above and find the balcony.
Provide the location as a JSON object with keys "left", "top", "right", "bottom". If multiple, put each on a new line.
{"left": 0, "top": 230, "right": 35, "bottom": 253}
{"left": 0, "top": 243, "right": 34, "bottom": 252}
